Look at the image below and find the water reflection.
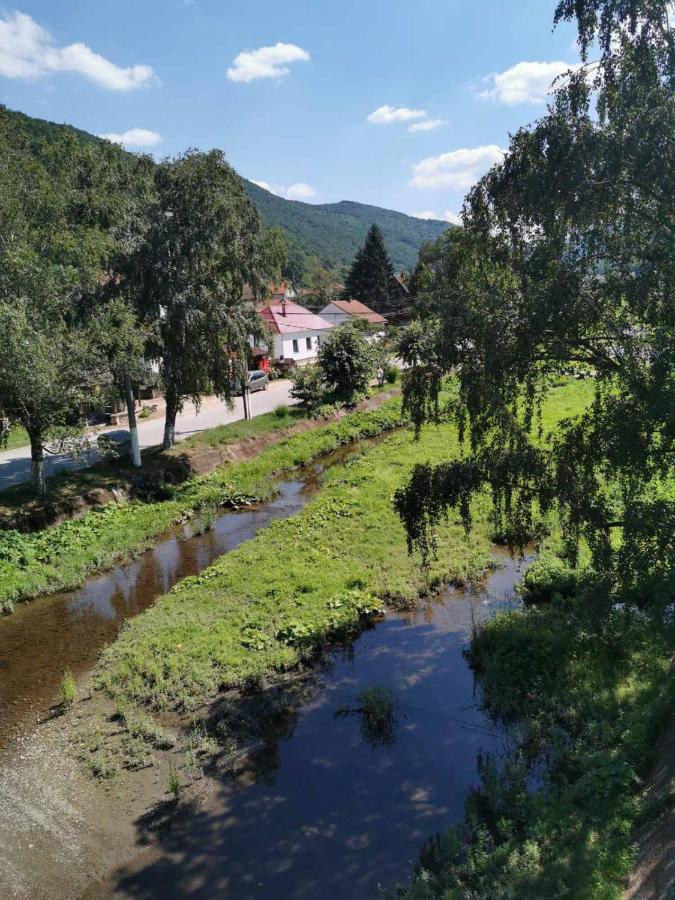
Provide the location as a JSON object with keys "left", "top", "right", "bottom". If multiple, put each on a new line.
{"left": 0, "top": 472, "right": 328, "bottom": 750}
{"left": 109, "top": 553, "right": 532, "bottom": 900}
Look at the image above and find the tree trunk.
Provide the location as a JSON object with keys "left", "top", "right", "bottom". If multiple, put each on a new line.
{"left": 163, "top": 387, "right": 178, "bottom": 449}
{"left": 29, "top": 432, "right": 46, "bottom": 497}
{"left": 123, "top": 371, "right": 142, "bottom": 467}
{"left": 241, "top": 378, "right": 251, "bottom": 421}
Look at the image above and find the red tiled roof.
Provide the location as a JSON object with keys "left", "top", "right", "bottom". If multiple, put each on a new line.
{"left": 258, "top": 300, "right": 334, "bottom": 335}
{"left": 329, "top": 299, "right": 387, "bottom": 325}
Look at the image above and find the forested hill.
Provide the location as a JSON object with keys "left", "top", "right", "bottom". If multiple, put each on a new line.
{"left": 4, "top": 107, "right": 447, "bottom": 274}
{"left": 242, "top": 179, "right": 448, "bottom": 272}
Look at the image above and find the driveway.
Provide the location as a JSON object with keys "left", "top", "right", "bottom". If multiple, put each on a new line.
{"left": 0, "top": 380, "right": 296, "bottom": 493}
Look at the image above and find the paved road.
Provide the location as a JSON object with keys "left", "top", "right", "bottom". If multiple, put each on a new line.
{"left": 0, "top": 380, "right": 296, "bottom": 493}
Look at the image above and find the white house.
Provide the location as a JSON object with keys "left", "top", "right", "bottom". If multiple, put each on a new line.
{"left": 258, "top": 299, "right": 334, "bottom": 365}
{"left": 319, "top": 299, "right": 387, "bottom": 341}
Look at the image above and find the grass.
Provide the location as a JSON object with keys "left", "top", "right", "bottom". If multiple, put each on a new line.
{"left": 0, "top": 397, "right": 406, "bottom": 613}
{"left": 2, "top": 425, "right": 30, "bottom": 451}
{"left": 393, "top": 564, "right": 673, "bottom": 898}
{"left": 172, "top": 402, "right": 305, "bottom": 452}
{"left": 90, "top": 379, "right": 591, "bottom": 714}
{"left": 60, "top": 670, "right": 76, "bottom": 706}
{"left": 97, "top": 407, "right": 504, "bottom": 711}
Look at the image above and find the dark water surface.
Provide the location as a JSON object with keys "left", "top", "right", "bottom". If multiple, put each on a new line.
{"left": 109, "top": 552, "right": 530, "bottom": 900}
{"left": 0, "top": 455, "right": 345, "bottom": 751}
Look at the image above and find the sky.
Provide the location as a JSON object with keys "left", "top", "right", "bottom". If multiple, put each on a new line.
{"left": 0, "top": 0, "right": 581, "bottom": 221}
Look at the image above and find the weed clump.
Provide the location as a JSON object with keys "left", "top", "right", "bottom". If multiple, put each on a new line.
{"left": 60, "top": 670, "right": 76, "bottom": 706}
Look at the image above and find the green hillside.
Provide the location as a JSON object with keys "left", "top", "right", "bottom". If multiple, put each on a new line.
{"left": 242, "top": 179, "right": 448, "bottom": 272}
{"left": 4, "top": 107, "right": 447, "bottom": 275}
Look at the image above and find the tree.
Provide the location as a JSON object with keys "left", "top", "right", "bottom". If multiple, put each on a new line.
{"left": 131, "top": 150, "right": 283, "bottom": 449}
{"left": 0, "top": 109, "right": 126, "bottom": 493}
{"left": 317, "top": 323, "right": 374, "bottom": 404}
{"left": 394, "top": 0, "right": 674, "bottom": 610}
{"left": 343, "top": 224, "right": 396, "bottom": 314}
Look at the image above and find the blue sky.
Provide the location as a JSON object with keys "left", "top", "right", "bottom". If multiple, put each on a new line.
{"left": 0, "top": 1, "right": 580, "bottom": 220}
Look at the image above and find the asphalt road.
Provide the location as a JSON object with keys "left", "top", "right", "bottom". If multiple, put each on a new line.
{"left": 0, "top": 380, "right": 296, "bottom": 493}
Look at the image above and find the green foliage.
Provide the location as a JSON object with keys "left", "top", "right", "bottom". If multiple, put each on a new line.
{"left": 244, "top": 179, "right": 447, "bottom": 275}
{"left": 519, "top": 554, "right": 578, "bottom": 605}
{"left": 273, "top": 404, "right": 290, "bottom": 419}
{"left": 0, "top": 397, "right": 406, "bottom": 614}
{"left": 97, "top": 392, "right": 495, "bottom": 713}
{"left": 166, "top": 761, "right": 181, "bottom": 800}
{"left": 129, "top": 149, "right": 280, "bottom": 448}
{"left": 317, "top": 324, "right": 374, "bottom": 404}
{"left": 343, "top": 223, "right": 398, "bottom": 314}
{"left": 392, "top": 563, "right": 673, "bottom": 899}
{"left": 385, "top": 367, "right": 399, "bottom": 385}
{"left": 60, "top": 671, "right": 76, "bottom": 706}
{"left": 290, "top": 364, "right": 326, "bottom": 410}
{"left": 395, "top": 0, "right": 674, "bottom": 611}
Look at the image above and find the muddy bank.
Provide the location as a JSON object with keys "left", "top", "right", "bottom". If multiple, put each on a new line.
{"left": 0, "top": 550, "right": 530, "bottom": 900}
{"left": 0, "top": 390, "right": 399, "bottom": 533}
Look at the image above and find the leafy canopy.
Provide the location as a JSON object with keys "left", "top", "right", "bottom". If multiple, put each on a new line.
{"left": 394, "top": 0, "right": 674, "bottom": 610}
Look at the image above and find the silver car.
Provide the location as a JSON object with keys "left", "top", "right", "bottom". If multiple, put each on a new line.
{"left": 246, "top": 370, "right": 269, "bottom": 393}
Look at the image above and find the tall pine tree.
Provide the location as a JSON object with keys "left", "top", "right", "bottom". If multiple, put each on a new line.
{"left": 342, "top": 224, "right": 396, "bottom": 314}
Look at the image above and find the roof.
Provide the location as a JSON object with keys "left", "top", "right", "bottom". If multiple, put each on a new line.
{"left": 327, "top": 299, "right": 387, "bottom": 325}
{"left": 258, "top": 300, "right": 334, "bottom": 335}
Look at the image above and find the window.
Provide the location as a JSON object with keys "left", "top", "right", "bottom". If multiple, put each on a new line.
{"left": 292, "top": 339, "right": 299, "bottom": 354}
{"left": 306, "top": 336, "right": 312, "bottom": 350}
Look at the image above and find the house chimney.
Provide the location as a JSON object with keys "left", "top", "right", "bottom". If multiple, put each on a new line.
{"left": 281, "top": 299, "right": 287, "bottom": 316}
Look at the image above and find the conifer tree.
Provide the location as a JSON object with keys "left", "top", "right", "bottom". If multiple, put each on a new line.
{"left": 342, "top": 224, "right": 396, "bottom": 314}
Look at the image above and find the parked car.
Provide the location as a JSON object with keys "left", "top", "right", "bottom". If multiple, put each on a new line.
{"left": 230, "top": 370, "right": 269, "bottom": 395}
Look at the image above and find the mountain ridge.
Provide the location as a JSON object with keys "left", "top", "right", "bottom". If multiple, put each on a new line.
{"left": 4, "top": 106, "right": 448, "bottom": 274}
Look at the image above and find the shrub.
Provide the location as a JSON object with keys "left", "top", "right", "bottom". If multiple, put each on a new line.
{"left": 317, "top": 324, "right": 374, "bottom": 404}
{"left": 60, "top": 670, "right": 76, "bottom": 706}
{"left": 519, "top": 554, "right": 578, "bottom": 604}
{"left": 273, "top": 404, "right": 289, "bottom": 419}
{"left": 289, "top": 364, "right": 326, "bottom": 409}
{"left": 385, "top": 366, "right": 398, "bottom": 384}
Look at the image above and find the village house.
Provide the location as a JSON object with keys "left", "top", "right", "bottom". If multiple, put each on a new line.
{"left": 319, "top": 299, "right": 387, "bottom": 341}
{"left": 257, "top": 298, "right": 334, "bottom": 366}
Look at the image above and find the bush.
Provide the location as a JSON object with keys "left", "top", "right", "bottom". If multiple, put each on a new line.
{"left": 289, "top": 364, "right": 326, "bottom": 409}
{"left": 273, "top": 404, "right": 289, "bottom": 419}
{"left": 385, "top": 366, "right": 398, "bottom": 384}
{"left": 317, "top": 324, "right": 374, "bottom": 403}
{"left": 519, "top": 554, "right": 578, "bottom": 604}
{"left": 60, "top": 670, "right": 76, "bottom": 706}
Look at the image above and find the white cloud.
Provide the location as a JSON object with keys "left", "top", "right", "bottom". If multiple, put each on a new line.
{"left": 226, "top": 42, "right": 309, "bottom": 83}
{"left": 367, "top": 104, "right": 427, "bottom": 124}
{"left": 284, "top": 182, "right": 316, "bottom": 201}
{"left": 98, "top": 128, "right": 162, "bottom": 148}
{"left": 410, "top": 145, "right": 505, "bottom": 190}
{"left": 413, "top": 210, "right": 462, "bottom": 225}
{"left": 408, "top": 118, "right": 445, "bottom": 133}
{"left": 478, "top": 60, "right": 576, "bottom": 105}
{"left": 252, "top": 179, "right": 316, "bottom": 201}
{"left": 0, "top": 11, "right": 157, "bottom": 90}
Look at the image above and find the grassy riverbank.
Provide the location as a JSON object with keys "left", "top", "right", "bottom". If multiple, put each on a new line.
{"left": 0, "top": 399, "right": 405, "bottom": 613}
{"left": 391, "top": 548, "right": 673, "bottom": 899}
{"left": 98, "top": 379, "right": 593, "bottom": 713}
{"left": 98, "top": 422, "right": 494, "bottom": 710}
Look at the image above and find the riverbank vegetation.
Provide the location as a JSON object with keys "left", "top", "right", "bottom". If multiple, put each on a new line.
{"left": 96, "top": 379, "right": 587, "bottom": 713}
{"left": 0, "top": 397, "right": 405, "bottom": 613}
{"left": 390, "top": 1, "right": 673, "bottom": 895}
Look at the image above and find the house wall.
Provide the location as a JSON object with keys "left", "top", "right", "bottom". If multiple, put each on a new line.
{"left": 320, "top": 303, "right": 385, "bottom": 343}
{"left": 272, "top": 329, "right": 328, "bottom": 363}
{"left": 320, "top": 303, "right": 352, "bottom": 326}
